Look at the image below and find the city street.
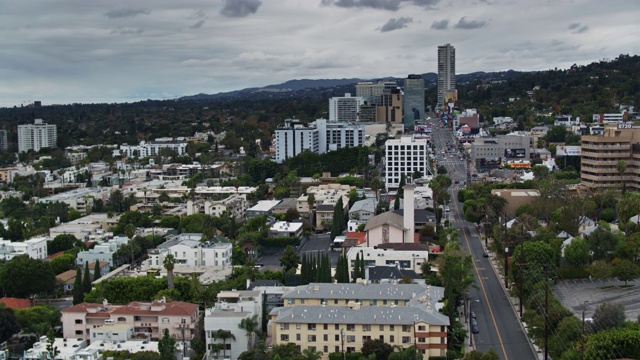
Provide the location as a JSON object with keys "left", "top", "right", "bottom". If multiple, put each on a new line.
{"left": 431, "top": 124, "right": 536, "bottom": 360}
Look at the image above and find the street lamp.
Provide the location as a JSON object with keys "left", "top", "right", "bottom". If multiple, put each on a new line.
{"left": 581, "top": 301, "right": 589, "bottom": 360}
{"left": 179, "top": 322, "right": 188, "bottom": 359}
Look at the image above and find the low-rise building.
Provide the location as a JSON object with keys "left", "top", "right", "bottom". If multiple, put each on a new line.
{"left": 62, "top": 299, "right": 199, "bottom": 341}
{"left": 186, "top": 194, "right": 248, "bottom": 219}
{"left": 75, "top": 235, "right": 130, "bottom": 267}
{"left": 348, "top": 198, "right": 376, "bottom": 222}
{"left": 346, "top": 246, "right": 428, "bottom": 280}
{"left": 147, "top": 233, "right": 232, "bottom": 269}
{"left": 0, "top": 237, "right": 47, "bottom": 260}
{"left": 269, "top": 221, "right": 304, "bottom": 238}
{"left": 246, "top": 200, "right": 281, "bottom": 218}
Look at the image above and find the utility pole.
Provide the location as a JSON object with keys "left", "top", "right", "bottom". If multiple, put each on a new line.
{"left": 544, "top": 265, "right": 549, "bottom": 360}
{"left": 483, "top": 201, "right": 489, "bottom": 249}
{"left": 504, "top": 212, "right": 509, "bottom": 289}
{"left": 581, "top": 301, "right": 589, "bottom": 360}
{"left": 519, "top": 224, "right": 526, "bottom": 318}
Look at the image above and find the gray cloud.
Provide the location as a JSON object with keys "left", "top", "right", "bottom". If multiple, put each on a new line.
{"left": 220, "top": 0, "right": 262, "bottom": 18}
{"left": 110, "top": 28, "right": 144, "bottom": 35}
{"left": 379, "top": 17, "right": 413, "bottom": 32}
{"left": 321, "top": 0, "right": 438, "bottom": 11}
{"left": 189, "top": 20, "right": 205, "bottom": 29}
{"left": 454, "top": 16, "right": 488, "bottom": 29}
{"left": 104, "top": 8, "right": 151, "bottom": 19}
{"left": 568, "top": 22, "right": 588, "bottom": 33}
{"left": 431, "top": 19, "right": 449, "bottom": 30}
{"left": 188, "top": 9, "right": 206, "bottom": 19}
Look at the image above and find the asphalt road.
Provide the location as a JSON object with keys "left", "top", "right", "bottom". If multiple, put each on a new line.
{"left": 431, "top": 124, "right": 536, "bottom": 360}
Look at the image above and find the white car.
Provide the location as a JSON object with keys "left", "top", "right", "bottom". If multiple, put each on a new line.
{"left": 445, "top": 206, "right": 450, "bottom": 212}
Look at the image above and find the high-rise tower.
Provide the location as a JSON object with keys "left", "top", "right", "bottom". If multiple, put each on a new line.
{"left": 437, "top": 43, "right": 456, "bottom": 109}
{"left": 402, "top": 74, "right": 425, "bottom": 128}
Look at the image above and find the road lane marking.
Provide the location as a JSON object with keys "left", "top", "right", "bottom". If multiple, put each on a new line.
{"left": 454, "top": 192, "right": 509, "bottom": 360}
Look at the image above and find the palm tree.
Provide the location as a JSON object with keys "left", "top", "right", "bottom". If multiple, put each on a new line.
{"left": 208, "top": 343, "right": 223, "bottom": 360}
{"left": 238, "top": 314, "right": 259, "bottom": 350}
{"left": 212, "top": 329, "right": 235, "bottom": 359}
{"left": 302, "top": 348, "right": 323, "bottom": 360}
{"left": 163, "top": 253, "right": 176, "bottom": 290}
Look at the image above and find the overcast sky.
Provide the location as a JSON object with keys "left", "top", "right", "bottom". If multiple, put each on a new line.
{"left": 1, "top": 0, "right": 638, "bottom": 107}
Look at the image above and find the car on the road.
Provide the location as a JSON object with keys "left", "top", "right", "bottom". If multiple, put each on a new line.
{"left": 454, "top": 180, "right": 459, "bottom": 184}
{"left": 445, "top": 206, "right": 450, "bottom": 212}
{"left": 470, "top": 318, "right": 479, "bottom": 333}
{"left": 483, "top": 252, "right": 489, "bottom": 258}
{"left": 470, "top": 311, "right": 476, "bottom": 319}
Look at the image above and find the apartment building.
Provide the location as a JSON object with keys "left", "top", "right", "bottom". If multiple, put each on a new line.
{"left": 147, "top": 233, "right": 232, "bottom": 269}
{"left": 61, "top": 299, "right": 199, "bottom": 342}
{"left": 274, "top": 119, "right": 320, "bottom": 163}
{"left": 346, "top": 246, "right": 428, "bottom": 278}
{"left": 437, "top": 44, "right": 456, "bottom": 108}
{"left": 0, "top": 130, "right": 8, "bottom": 151}
{"left": 119, "top": 139, "right": 187, "bottom": 158}
{"left": 270, "top": 283, "right": 448, "bottom": 358}
{"left": 295, "top": 184, "right": 352, "bottom": 231}
{"left": 204, "top": 290, "right": 263, "bottom": 360}
{"left": 0, "top": 237, "right": 47, "bottom": 261}
{"left": 186, "top": 193, "right": 248, "bottom": 219}
{"left": 580, "top": 124, "right": 640, "bottom": 190}
{"left": 384, "top": 135, "right": 429, "bottom": 190}
{"left": 18, "top": 119, "right": 57, "bottom": 153}
{"left": 75, "top": 235, "right": 130, "bottom": 267}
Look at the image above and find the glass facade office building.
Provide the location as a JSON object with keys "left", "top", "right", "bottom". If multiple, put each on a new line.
{"left": 402, "top": 74, "right": 425, "bottom": 128}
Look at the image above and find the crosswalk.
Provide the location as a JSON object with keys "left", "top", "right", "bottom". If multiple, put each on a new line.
{"left": 439, "top": 161, "right": 466, "bottom": 165}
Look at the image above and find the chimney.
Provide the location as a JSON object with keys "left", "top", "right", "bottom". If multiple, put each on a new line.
{"left": 403, "top": 184, "right": 415, "bottom": 242}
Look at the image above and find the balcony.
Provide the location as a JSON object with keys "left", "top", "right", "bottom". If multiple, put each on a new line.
{"left": 581, "top": 144, "right": 630, "bottom": 150}
{"left": 580, "top": 151, "right": 630, "bottom": 158}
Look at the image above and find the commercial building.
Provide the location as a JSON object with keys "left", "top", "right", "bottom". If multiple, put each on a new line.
{"left": 18, "top": 119, "right": 57, "bottom": 153}
{"left": 437, "top": 44, "right": 456, "bottom": 108}
{"left": 61, "top": 299, "right": 199, "bottom": 341}
{"left": 376, "top": 88, "right": 403, "bottom": 124}
{"left": 384, "top": 135, "right": 429, "bottom": 190}
{"left": 329, "top": 93, "right": 365, "bottom": 122}
{"left": 270, "top": 283, "right": 448, "bottom": 358}
{"left": 470, "top": 134, "right": 531, "bottom": 171}
{"left": 355, "top": 81, "right": 398, "bottom": 105}
{"left": 580, "top": 125, "right": 640, "bottom": 190}
{"left": 593, "top": 112, "right": 628, "bottom": 124}
{"left": 403, "top": 75, "right": 425, "bottom": 127}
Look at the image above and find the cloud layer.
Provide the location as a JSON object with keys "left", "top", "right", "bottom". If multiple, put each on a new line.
{"left": 0, "top": 0, "right": 637, "bottom": 106}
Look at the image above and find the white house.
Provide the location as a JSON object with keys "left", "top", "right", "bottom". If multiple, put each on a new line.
{"left": 147, "top": 233, "right": 232, "bottom": 269}
{"left": 0, "top": 237, "right": 47, "bottom": 261}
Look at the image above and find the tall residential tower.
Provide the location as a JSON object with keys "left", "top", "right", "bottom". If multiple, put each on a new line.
{"left": 437, "top": 44, "right": 456, "bottom": 109}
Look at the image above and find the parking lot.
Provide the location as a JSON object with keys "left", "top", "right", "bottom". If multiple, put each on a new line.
{"left": 554, "top": 278, "right": 640, "bottom": 320}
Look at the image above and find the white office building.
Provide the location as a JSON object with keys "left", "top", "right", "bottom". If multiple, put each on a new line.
{"left": 328, "top": 93, "right": 365, "bottom": 122}
{"left": 18, "top": 119, "right": 57, "bottom": 153}
{"left": 385, "top": 136, "right": 429, "bottom": 190}
{"left": 316, "top": 119, "right": 365, "bottom": 152}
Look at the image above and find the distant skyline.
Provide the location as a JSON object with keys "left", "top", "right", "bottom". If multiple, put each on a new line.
{"left": 1, "top": 0, "right": 638, "bottom": 107}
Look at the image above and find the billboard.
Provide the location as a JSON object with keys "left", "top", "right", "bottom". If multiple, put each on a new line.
{"left": 479, "top": 158, "right": 501, "bottom": 168}
{"left": 556, "top": 145, "right": 581, "bottom": 156}
{"left": 504, "top": 148, "right": 526, "bottom": 159}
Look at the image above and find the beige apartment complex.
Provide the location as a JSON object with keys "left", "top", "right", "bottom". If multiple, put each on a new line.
{"left": 269, "top": 283, "right": 448, "bottom": 359}
{"left": 581, "top": 125, "right": 640, "bottom": 190}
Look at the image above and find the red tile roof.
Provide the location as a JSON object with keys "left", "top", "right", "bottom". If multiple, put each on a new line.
{"left": 346, "top": 232, "right": 366, "bottom": 245}
{"left": 111, "top": 301, "right": 198, "bottom": 316}
{"left": 0, "top": 297, "right": 31, "bottom": 309}
{"left": 46, "top": 251, "right": 65, "bottom": 260}
{"left": 56, "top": 270, "right": 77, "bottom": 284}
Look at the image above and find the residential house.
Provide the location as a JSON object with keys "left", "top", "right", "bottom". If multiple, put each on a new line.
{"left": 268, "top": 221, "right": 304, "bottom": 239}
{"left": 0, "top": 237, "right": 47, "bottom": 260}
{"left": 349, "top": 198, "right": 376, "bottom": 222}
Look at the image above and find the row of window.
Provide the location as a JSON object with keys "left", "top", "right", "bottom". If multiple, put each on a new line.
{"left": 280, "top": 323, "right": 415, "bottom": 332}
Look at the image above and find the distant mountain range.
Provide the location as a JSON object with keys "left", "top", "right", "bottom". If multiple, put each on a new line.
{"left": 180, "top": 70, "right": 530, "bottom": 101}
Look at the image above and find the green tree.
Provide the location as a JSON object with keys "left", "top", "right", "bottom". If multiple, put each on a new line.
{"left": 163, "top": 254, "right": 176, "bottom": 290}
{"left": 587, "top": 260, "right": 612, "bottom": 280}
{"left": 83, "top": 261, "right": 93, "bottom": 293}
{"left": 612, "top": 259, "right": 640, "bottom": 286}
{"left": 302, "top": 348, "right": 323, "bottom": 360}
{"left": 586, "top": 226, "right": 620, "bottom": 260}
{"left": 48, "top": 234, "right": 84, "bottom": 255}
{"left": 361, "top": 339, "right": 393, "bottom": 360}
{"left": 330, "top": 197, "right": 345, "bottom": 241}
{"left": 49, "top": 253, "right": 76, "bottom": 275}
{"left": 93, "top": 260, "right": 102, "bottom": 282}
{"left": 46, "top": 328, "right": 60, "bottom": 359}
{"left": 158, "top": 328, "right": 176, "bottom": 360}
{"left": 549, "top": 316, "right": 581, "bottom": 358}
{"left": 584, "top": 325, "right": 640, "bottom": 360}
{"left": 0, "top": 255, "right": 56, "bottom": 298}
{"left": 73, "top": 267, "right": 84, "bottom": 305}
{"left": 279, "top": 245, "right": 300, "bottom": 272}
{"left": 564, "top": 237, "right": 591, "bottom": 267}
{"left": 592, "top": 302, "right": 626, "bottom": 332}
{"left": 0, "top": 305, "right": 20, "bottom": 344}
{"left": 335, "top": 253, "right": 350, "bottom": 283}
{"left": 212, "top": 329, "right": 236, "bottom": 359}
{"left": 15, "top": 305, "right": 61, "bottom": 338}
{"left": 239, "top": 314, "right": 259, "bottom": 351}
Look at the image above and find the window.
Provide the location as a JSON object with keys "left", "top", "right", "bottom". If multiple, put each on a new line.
{"left": 296, "top": 324, "right": 301, "bottom": 330}
{"left": 75, "top": 330, "right": 83, "bottom": 335}
{"left": 441, "top": 337, "right": 446, "bottom": 344}
{"left": 346, "top": 335, "right": 356, "bottom": 343}
{"left": 323, "top": 334, "right": 328, "bottom": 341}
{"left": 288, "top": 299, "right": 294, "bottom": 305}
{"left": 418, "top": 325, "right": 426, "bottom": 331}
{"left": 335, "top": 324, "right": 339, "bottom": 330}
{"left": 75, "top": 319, "right": 83, "bottom": 324}
{"left": 379, "top": 335, "right": 384, "bottom": 341}
{"left": 389, "top": 336, "right": 394, "bottom": 343}
{"left": 369, "top": 299, "right": 377, "bottom": 306}
{"left": 402, "top": 336, "right": 411, "bottom": 344}
{"left": 379, "top": 324, "right": 385, "bottom": 331}
{"left": 362, "top": 324, "right": 371, "bottom": 332}
{"left": 162, "top": 318, "right": 170, "bottom": 323}
{"left": 347, "top": 324, "right": 355, "bottom": 331}
{"left": 307, "top": 324, "right": 316, "bottom": 331}
{"left": 418, "top": 337, "right": 426, "bottom": 343}
{"left": 300, "top": 299, "right": 305, "bottom": 304}
{"left": 390, "top": 325, "right": 394, "bottom": 331}
{"left": 296, "top": 334, "right": 301, "bottom": 341}
{"left": 308, "top": 335, "right": 316, "bottom": 342}
{"left": 362, "top": 336, "right": 371, "bottom": 342}
{"left": 280, "top": 324, "right": 289, "bottom": 330}
{"left": 334, "top": 299, "right": 339, "bottom": 304}
{"left": 335, "top": 346, "right": 340, "bottom": 353}
{"left": 280, "top": 334, "right": 289, "bottom": 342}
{"left": 323, "top": 324, "right": 328, "bottom": 330}
{"left": 347, "top": 347, "right": 356, "bottom": 353}
{"left": 402, "top": 325, "right": 411, "bottom": 332}
{"left": 335, "top": 334, "right": 340, "bottom": 341}
{"left": 324, "top": 346, "right": 329, "bottom": 353}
